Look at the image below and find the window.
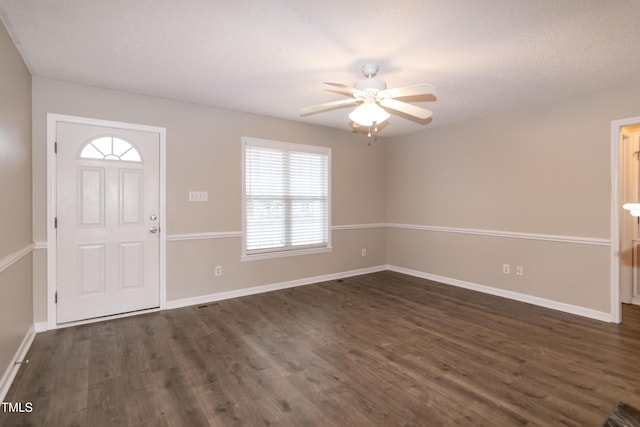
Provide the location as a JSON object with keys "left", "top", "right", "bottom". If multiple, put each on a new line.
{"left": 80, "top": 136, "right": 141, "bottom": 162}
{"left": 242, "top": 137, "right": 331, "bottom": 260}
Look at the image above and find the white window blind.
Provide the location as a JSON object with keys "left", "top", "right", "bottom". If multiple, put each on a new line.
{"left": 243, "top": 137, "right": 331, "bottom": 259}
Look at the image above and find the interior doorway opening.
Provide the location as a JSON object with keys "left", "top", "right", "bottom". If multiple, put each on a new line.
{"left": 612, "top": 117, "right": 640, "bottom": 324}
{"left": 620, "top": 125, "right": 640, "bottom": 307}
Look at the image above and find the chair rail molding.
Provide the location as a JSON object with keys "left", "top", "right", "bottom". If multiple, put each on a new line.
{"left": 0, "top": 243, "right": 34, "bottom": 274}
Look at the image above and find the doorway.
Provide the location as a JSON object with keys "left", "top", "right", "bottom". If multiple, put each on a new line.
{"left": 619, "top": 125, "right": 640, "bottom": 307}
{"left": 612, "top": 117, "right": 640, "bottom": 323}
{"left": 47, "top": 115, "right": 166, "bottom": 327}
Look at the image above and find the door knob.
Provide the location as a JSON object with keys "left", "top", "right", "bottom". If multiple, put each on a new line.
{"left": 150, "top": 214, "right": 158, "bottom": 221}
{"left": 150, "top": 226, "right": 159, "bottom": 234}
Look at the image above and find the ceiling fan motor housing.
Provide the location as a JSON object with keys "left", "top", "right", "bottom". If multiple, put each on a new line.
{"left": 354, "top": 79, "right": 387, "bottom": 91}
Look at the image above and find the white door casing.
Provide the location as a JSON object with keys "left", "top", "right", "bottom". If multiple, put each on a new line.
{"left": 620, "top": 134, "right": 634, "bottom": 304}
{"left": 631, "top": 133, "right": 640, "bottom": 304}
{"left": 48, "top": 115, "right": 166, "bottom": 326}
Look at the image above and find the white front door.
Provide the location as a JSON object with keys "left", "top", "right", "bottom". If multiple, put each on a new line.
{"left": 56, "top": 122, "right": 161, "bottom": 323}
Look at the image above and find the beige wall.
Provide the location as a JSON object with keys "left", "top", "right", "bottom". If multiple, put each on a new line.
{"left": 29, "top": 66, "right": 640, "bottom": 322}
{"left": 31, "top": 77, "right": 387, "bottom": 320}
{"left": 0, "top": 20, "right": 33, "bottom": 380}
{"left": 387, "top": 82, "right": 640, "bottom": 313}
{"left": 168, "top": 229, "right": 386, "bottom": 301}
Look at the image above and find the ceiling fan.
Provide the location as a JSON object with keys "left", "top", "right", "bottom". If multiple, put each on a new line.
{"left": 300, "top": 64, "right": 437, "bottom": 135}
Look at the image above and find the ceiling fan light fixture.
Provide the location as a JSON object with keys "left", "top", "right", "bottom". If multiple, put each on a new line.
{"left": 301, "top": 64, "right": 436, "bottom": 132}
{"left": 348, "top": 102, "right": 390, "bottom": 127}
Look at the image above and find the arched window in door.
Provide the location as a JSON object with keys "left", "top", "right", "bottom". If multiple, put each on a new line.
{"left": 79, "top": 136, "right": 142, "bottom": 162}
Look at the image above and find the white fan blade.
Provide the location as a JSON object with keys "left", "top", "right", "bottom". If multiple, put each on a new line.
{"left": 323, "top": 82, "right": 363, "bottom": 97}
{"left": 300, "top": 98, "right": 361, "bottom": 116}
{"left": 379, "top": 98, "right": 433, "bottom": 120}
{"left": 381, "top": 83, "right": 436, "bottom": 99}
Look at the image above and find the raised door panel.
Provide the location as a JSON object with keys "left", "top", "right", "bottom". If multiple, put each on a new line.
{"left": 120, "top": 242, "right": 144, "bottom": 290}
{"left": 78, "top": 244, "right": 105, "bottom": 295}
{"left": 120, "top": 169, "right": 143, "bottom": 226}
{"left": 78, "top": 167, "right": 105, "bottom": 227}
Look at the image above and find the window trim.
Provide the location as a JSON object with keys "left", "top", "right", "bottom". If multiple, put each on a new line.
{"left": 241, "top": 136, "right": 332, "bottom": 262}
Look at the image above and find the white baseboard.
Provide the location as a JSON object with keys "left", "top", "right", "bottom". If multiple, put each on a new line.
{"left": 387, "top": 265, "right": 613, "bottom": 322}
{"left": 166, "top": 265, "right": 387, "bottom": 310}
{"left": 34, "top": 322, "right": 48, "bottom": 333}
{"left": 0, "top": 325, "right": 36, "bottom": 402}
{"left": 170, "top": 264, "right": 612, "bottom": 322}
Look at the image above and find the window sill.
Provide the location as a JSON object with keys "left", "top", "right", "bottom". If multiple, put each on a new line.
{"left": 241, "top": 246, "right": 333, "bottom": 262}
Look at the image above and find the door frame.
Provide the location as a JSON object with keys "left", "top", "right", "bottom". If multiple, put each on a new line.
{"left": 611, "top": 116, "right": 640, "bottom": 324}
{"left": 46, "top": 114, "right": 167, "bottom": 329}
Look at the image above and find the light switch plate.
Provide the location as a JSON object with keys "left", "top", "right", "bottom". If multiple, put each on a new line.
{"left": 189, "top": 191, "right": 208, "bottom": 202}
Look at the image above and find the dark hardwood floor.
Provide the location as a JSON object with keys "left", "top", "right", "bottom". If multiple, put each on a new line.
{"left": 2, "top": 270, "right": 640, "bottom": 426}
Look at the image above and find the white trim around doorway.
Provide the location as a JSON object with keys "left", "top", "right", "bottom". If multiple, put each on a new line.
{"left": 46, "top": 114, "right": 167, "bottom": 330}
{"left": 610, "top": 116, "right": 640, "bottom": 324}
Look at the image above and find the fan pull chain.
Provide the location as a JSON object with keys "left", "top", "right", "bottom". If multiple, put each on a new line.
{"left": 367, "top": 121, "right": 379, "bottom": 138}
{"left": 367, "top": 121, "right": 379, "bottom": 144}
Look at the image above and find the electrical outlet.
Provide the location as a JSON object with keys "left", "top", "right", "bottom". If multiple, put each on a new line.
{"left": 361, "top": 248, "right": 367, "bottom": 257}
{"left": 516, "top": 266, "right": 524, "bottom": 276}
{"left": 214, "top": 265, "right": 222, "bottom": 276}
{"left": 503, "top": 264, "right": 510, "bottom": 274}
{"left": 189, "top": 191, "right": 208, "bottom": 202}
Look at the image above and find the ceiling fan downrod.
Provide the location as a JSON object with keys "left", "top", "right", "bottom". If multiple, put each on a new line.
{"left": 361, "top": 64, "right": 379, "bottom": 79}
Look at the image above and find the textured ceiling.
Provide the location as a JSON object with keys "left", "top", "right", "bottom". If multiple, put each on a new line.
{"left": 2, "top": 1, "right": 640, "bottom": 136}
